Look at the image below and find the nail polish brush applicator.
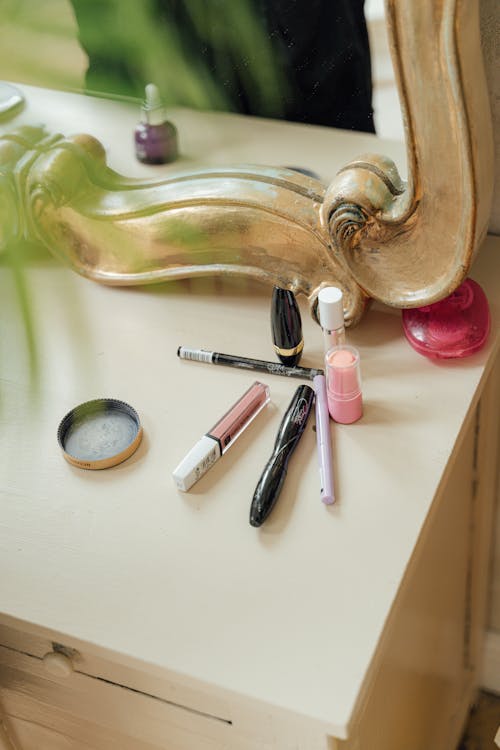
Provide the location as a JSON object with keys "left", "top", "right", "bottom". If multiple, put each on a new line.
{"left": 271, "top": 286, "right": 304, "bottom": 367}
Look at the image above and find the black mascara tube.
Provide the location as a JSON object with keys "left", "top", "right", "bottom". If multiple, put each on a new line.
{"left": 249, "top": 384, "right": 315, "bottom": 527}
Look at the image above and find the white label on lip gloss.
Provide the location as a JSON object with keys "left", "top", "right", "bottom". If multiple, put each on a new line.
{"left": 172, "top": 435, "right": 222, "bottom": 491}
{"left": 194, "top": 444, "right": 220, "bottom": 478}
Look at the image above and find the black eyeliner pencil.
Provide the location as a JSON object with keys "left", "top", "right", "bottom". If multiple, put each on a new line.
{"left": 177, "top": 347, "right": 323, "bottom": 380}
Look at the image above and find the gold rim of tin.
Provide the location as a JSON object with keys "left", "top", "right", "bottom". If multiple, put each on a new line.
{"left": 57, "top": 398, "right": 143, "bottom": 470}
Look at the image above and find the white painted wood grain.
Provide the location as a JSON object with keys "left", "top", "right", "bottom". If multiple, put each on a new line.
{"left": 339, "top": 416, "right": 479, "bottom": 750}
{"left": 6, "top": 715, "right": 96, "bottom": 750}
{"left": 471, "top": 357, "right": 500, "bottom": 690}
{"left": 0, "top": 624, "right": 231, "bottom": 724}
{"left": 0, "top": 649, "right": 231, "bottom": 750}
{"left": 0, "top": 645, "right": 331, "bottom": 750}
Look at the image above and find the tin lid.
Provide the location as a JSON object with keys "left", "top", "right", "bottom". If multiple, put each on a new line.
{"left": 57, "top": 398, "right": 143, "bottom": 470}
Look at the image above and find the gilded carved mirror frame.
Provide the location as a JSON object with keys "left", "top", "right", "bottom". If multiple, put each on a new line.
{"left": 0, "top": 0, "right": 494, "bottom": 326}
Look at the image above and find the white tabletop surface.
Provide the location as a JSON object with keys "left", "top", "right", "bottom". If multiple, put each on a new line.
{"left": 1, "top": 84, "right": 499, "bottom": 738}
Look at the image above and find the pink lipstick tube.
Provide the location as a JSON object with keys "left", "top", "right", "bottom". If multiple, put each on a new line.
{"left": 325, "top": 345, "right": 363, "bottom": 424}
{"left": 173, "top": 381, "right": 270, "bottom": 491}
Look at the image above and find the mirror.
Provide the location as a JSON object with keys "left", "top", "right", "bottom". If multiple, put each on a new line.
{"left": 0, "top": 0, "right": 494, "bottom": 326}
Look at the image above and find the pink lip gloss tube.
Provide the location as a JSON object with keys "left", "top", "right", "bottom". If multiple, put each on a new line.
{"left": 172, "top": 381, "right": 270, "bottom": 491}
{"left": 325, "top": 345, "right": 363, "bottom": 424}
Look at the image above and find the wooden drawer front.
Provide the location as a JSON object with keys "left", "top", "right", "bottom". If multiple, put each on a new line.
{"left": 0, "top": 624, "right": 229, "bottom": 725}
{"left": 0, "top": 625, "right": 332, "bottom": 749}
{"left": 3, "top": 709, "right": 192, "bottom": 750}
{"left": 0, "top": 647, "right": 233, "bottom": 750}
{"left": 3, "top": 714, "right": 99, "bottom": 750}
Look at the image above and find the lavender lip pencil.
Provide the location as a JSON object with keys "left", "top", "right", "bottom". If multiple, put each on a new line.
{"left": 313, "top": 374, "right": 335, "bottom": 505}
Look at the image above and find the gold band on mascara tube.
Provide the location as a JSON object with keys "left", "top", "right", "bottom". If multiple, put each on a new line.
{"left": 273, "top": 340, "right": 304, "bottom": 358}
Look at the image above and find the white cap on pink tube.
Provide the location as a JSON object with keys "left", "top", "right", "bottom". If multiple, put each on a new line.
{"left": 318, "top": 287, "right": 346, "bottom": 352}
{"left": 325, "top": 345, "right": 363, "bottom": 424}
{"left": 318, "top": 287, "right": 344, "bottom": 331}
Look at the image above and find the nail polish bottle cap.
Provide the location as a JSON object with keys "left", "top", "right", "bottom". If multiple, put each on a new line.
{"left": 318, "top": 287, "right": 344, "bottom": 331}
{"left": 141, "top": 83, "right": 166, "bottom": 126}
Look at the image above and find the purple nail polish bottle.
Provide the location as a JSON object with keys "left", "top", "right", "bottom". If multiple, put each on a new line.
{"left": 134, "top": 83, "right": 178, "bottom": 165}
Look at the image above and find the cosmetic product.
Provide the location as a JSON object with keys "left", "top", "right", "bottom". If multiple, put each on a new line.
{"left": 173, "top": 381, "right": 270, "bottom": 491}
{"left": 318, "top": 286, "right": 345, "bottom": 353}
{"left": 313, "top": 375, "right": 335, "bottom": 505}
{"left": 134, "top": 83, "right": 178, "bottom": 165}
{"left": 57, "top": 399, "right": 142, "bottom": 470}
{"left": 249, "top": 384, "right": 314, "bottom": 527}
{"left": 271, "top": 286, "right": 304, "bottom": 367}
{"left": 402, "top": 278, "right": 490, "bottom": 358}
{"left": 177, "top": 346, "right": 323, "bottom": 380}
{"left": 325, "top": 345, "right": 363, "bottom": 424}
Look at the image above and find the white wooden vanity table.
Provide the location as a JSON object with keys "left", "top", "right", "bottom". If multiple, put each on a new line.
{"left": 0, "top": 85, "right": 499, "bottom": 750}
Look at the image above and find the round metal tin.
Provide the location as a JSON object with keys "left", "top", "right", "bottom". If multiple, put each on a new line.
{"left": 57, "top": 399, "right": 143, "bottom": 470}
